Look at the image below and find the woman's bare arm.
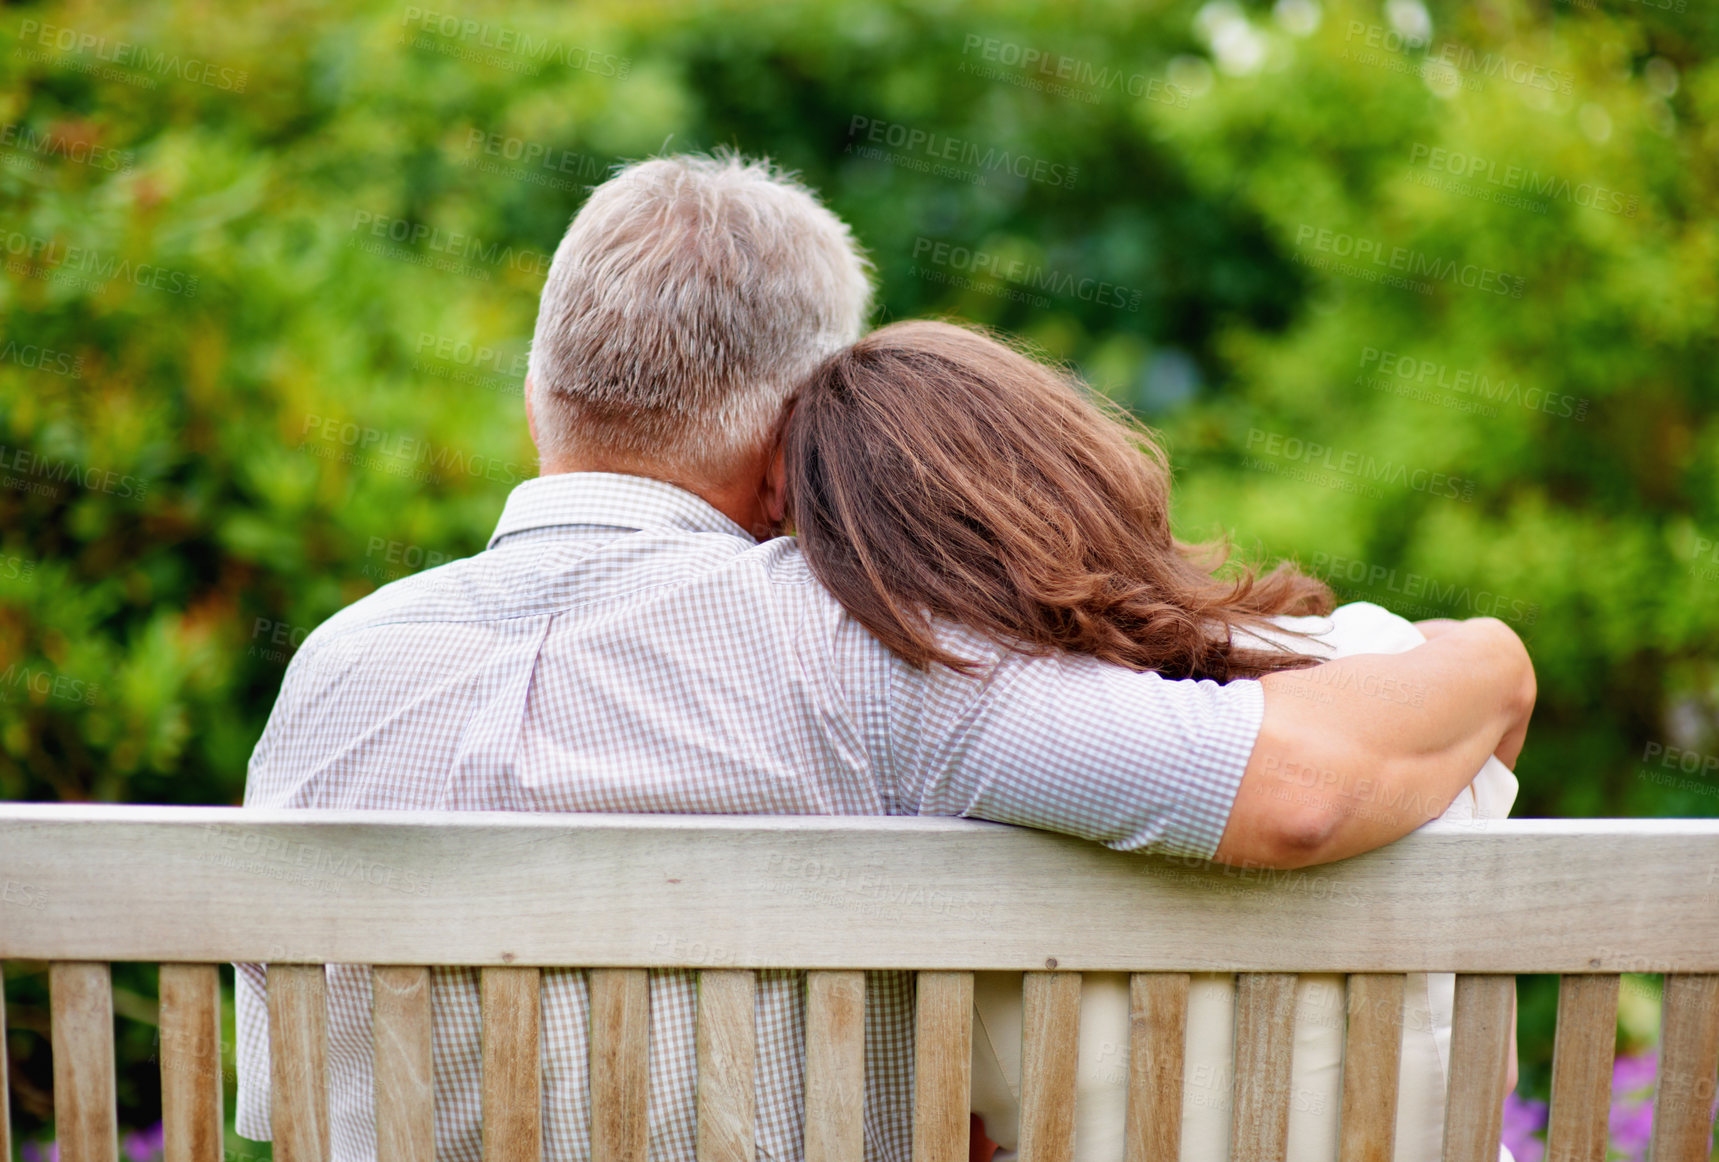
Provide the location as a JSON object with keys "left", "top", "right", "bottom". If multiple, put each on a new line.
{"left": 1213, "top": 617, "right": 1535, "bottom": 869}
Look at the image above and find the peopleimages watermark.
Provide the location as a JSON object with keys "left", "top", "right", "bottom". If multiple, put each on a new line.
{"left": 249, "top": 617, "right": 313, "bottom": 666}
{"left": 0, "top": 445, "right": 149, "bottom": 499}
{"left": 1690, "top": 533, "right": 1719, "bottom": 584}
{"left": 0, "top": 552, "right": 36, "bottom": 583}
{"left": 957, "top": 35, "right": 1188, "bottom": 108}
{"left": 845, "top": 116, "right": 1078, "bottom": 190}
{"left": 0, "top": 230, "right": 200, "bottom": 298}
{"left": 1407, "top": 143, "right": 1639, "bottom": 218}
{"left": 0, "top": 122, "right": 135, "bottom": 174}
{"left": 910, "top": 236, "right": 1141, "bottom": 313}
{"left": 1357, "top": 347, "right": 1588, "bottom": 422}
{"left": 1636, "top": 742, "right": 1719, "bottom": 801}
{"left": 413, "top": 331, "right": 528, "bottom": 396}
{"left": 196, "top": 824, "right": 435, "bottom": 896}
{"left": 1341, "top": 20, "right": 1574, "bottom": 95}
{"left": 1243, "top": 428, "right": 1477, "bottom": 503}
{"left": 763, "top": 850, "right": 996, "bottom": 924}
{"left": 150, "top": 1028, "right": 236, "bottom": 1085}
{"left": 15, "top": 19, "right": 249, "bottom": 92}
{"left": 363, "top": 536, "right": 454, "bottom": 585}
{"left": 0, "top": 336, "right": 84, "bottom": 379}
{"left": 1308, "top": 552, "right": 1541, "bottom": 627}
{"left": 298, "top": 413, "right": 528, "bottom": 486}
{"left": 399, "top": 8, "right": 630, "bottom": 79}
{"left": 1270, "top": 654, "right": 1430, "bottom": 713}
{"left": 347, "top": 211, "right": 551, "bottom": 282}
{"left": 3, "top": 879, "right": 48, "bottom": 911}
{"left": 460, "top": 129, "right": 606, "bottom": 193}
{"left": 1294, "top": 225, "right": 1525, "bottom": 299}
{"left": 1257, "top": 754, "right": 1451, "bottom": 829}
{"left": 648, "top": 933, "right": 740, "bottom": 969}
{"left": 0, "top": 662, "right": 103, "bottom": 707}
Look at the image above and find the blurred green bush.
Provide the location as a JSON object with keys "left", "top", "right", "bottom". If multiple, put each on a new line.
{"left": 1, "top": 0, "right": 1716, "bottom": 1149}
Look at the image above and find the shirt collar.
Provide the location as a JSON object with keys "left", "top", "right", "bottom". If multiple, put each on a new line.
{"left": 487, "top": 472, "right": 755, "bottom": 550}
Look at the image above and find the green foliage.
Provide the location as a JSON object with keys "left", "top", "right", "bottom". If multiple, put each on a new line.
{"left": 1, "top": 0, "right": 1716, "bottom": 1147}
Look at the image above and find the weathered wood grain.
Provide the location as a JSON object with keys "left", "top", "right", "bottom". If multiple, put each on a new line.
{"left": 1, "top": 963, "right": 11, "bottom": 1162}
{"left": 590, "top": 968, "right": 650, "bottom": 1162}
{"left": 1649, "top": 974, "right": 1719, "bottom": 1162}
{"left": 2, "top": 807, "right": 1717, "bottom": 972}
{"left": 1338, "top": 973, "right": 1405, "bottom": 1162}
{"left": 51, "top": 961, "right": 118, "bottom": 1162}
{"left": 805, "top": 971, "right": 866, "bottom": 1162}
{"left": 267, "top": 963, "right": 328, "bottom": 1162}
{"left": 1544, "top": 973, "right": 1617, "bottom": 1162}
{"left": 912, "top": 971, "right": 973, "bottom": 1162}
{"left": 1123, "top": 973, "right": 1187, "bottom": 1162}
{"left": 1017, "top": 972, "right": 1080, "bottom": 1162}
{"left": 1231, "top": 973, "right": 1297, "bottom": 1162}
{"left": 159, "top": 963, "right": 224, "bottom": 1162}
{"left": 1442, "top": 975, "right": 1514, "bottom": 1162}
{"left": 697, "top": 970, "right": 757, "bottom": 1162}
{"left": 481, "top": 966, "right": 542, "bottom": 1162}
{"left": 372, "top": 966, "right": 434, "bottom": 1162}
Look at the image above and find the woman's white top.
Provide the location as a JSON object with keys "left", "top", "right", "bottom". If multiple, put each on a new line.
{"left": 969, "top": 602, "right": 1519, "bottom": 1162}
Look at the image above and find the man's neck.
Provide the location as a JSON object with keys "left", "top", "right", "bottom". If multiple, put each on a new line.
{"left": 540, "top": 457, "right": 776, "bottom": 540}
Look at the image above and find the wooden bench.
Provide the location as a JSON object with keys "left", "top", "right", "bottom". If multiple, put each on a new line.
{"left": 3, "top": 804, "right": 1717, "bottom": 1162}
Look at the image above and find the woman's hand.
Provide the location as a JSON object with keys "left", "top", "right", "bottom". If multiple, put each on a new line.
{"left": 1412, "top": 618, "right": 1463, "bottom": 639}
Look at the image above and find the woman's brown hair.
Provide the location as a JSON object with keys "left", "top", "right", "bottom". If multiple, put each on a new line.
{"left": 781, "top": 320, "right": 1334, "bottom": 682}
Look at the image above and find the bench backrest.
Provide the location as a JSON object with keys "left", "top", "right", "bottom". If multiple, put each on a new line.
{"left": 3, "top": 805, "right": 1718, "bottom": 1162}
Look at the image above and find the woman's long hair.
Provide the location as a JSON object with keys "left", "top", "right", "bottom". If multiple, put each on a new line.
{"left": 781, "top": 320, "right": 1334, "bottom": 682}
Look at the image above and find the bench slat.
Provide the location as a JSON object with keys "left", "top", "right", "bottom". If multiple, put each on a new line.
{"left": 1339, "top": 973, "right": 1405, "bottom": 1162}
{"left": 1231, "top": 973, "right": 1296, "bottom": 1162}
{"left": 912, "top": 971, "right": 973, "bottom": 1162}
{"left": 697, "top": 970, "right": 758, "bottom": 1162}
{"left": 51, "top": 961, "right": 118, "bottom": 1162}
{"left": 1, "top": 964, "right": 10, "bottom": 1162}
{"left": 159, "top": 964, "right": 224, "bottom": 1162}
{"left": 10, "top": 809, "right": 1719, "bottom": 972}
{"left": 481, "top": 966, "right": 542, "bottom": 1162}
{"left": 1544, "top": 973, "right": 1617, "bottom": 1161}
{"left": 591, "top": 968, "right": 650, "bottom": 1162}
{"left": 1123, "top": 973, "right": 1187, "bottom": 1162}
{"left": 267, "top": 964, "right": 329, "bottom": 1162}
{"left": 373, "top": 966, "right": 435, "bottom": 1162}
{"left": 1018, "top": 972, "right": 1080, "bottom": 1162}
{"left": 805, "top": 971, "right": 866, "bottom": 1162}
{"left": 1441, "top": 974, "right": 1513, "bottom": 1162}
{"left": 1649, "top": 973, "right": 1719, "bottom": 1160}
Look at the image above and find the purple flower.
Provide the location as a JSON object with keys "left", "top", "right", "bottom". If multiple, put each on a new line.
{"left": 122, "top": 1122, "right": 166, "bottom": 1162}
{"left": 1612, "top": 1050, "right": 1657, "bottom": 1096}
{"left": 1501, "top": 1091, "right": 1547, "bottom": 1161}
{"left": 22, "top": 1141, "right": 60, "bottom": 1162}
{"left": 1608, "top": 1099, "right": 1654, "bottom": 1160}
{"left": 1607, "top": 1051, "right": 1658, "bottom": 1161}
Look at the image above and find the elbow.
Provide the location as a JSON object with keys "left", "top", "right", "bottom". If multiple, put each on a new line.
{"left": 1214, "top": 794, "right": 1346, "bottom": 871}
{"left": 1257, "top": 803, "right": 1345, "bottom": 869}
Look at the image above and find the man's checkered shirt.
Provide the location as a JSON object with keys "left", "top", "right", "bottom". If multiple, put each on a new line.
{"left": 235, "top": 471, "right": 1264, "bottom": 1162}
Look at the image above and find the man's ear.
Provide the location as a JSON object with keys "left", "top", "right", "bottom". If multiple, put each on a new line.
{"left": 524, "top": 376, "right": 540, "bottom": 448}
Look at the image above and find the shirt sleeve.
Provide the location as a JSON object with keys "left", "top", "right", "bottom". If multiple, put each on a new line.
{"left": 883, "top": 631, "right": 1265, "bottom": 860}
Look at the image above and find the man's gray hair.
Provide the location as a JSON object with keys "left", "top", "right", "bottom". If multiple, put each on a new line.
{"left": 528, "top": 151, "right": 873, "bottom": 481}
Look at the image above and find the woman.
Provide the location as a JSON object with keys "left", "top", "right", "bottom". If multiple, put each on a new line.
{"left": 781, "top": 319, "right": 1518, "bottom": 1162}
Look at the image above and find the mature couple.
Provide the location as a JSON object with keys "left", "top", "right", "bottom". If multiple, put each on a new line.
{"left": 236, "top": 152, "right": 1535, "bottom": 1161}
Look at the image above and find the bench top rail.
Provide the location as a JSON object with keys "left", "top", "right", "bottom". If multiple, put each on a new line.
{"left": 3, "top": 805, "right": 1716, "bottom": 972}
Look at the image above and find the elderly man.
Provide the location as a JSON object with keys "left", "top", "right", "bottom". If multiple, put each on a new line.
{"left": 236, "top": 152, "right": 1534, "bottom": 1162}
